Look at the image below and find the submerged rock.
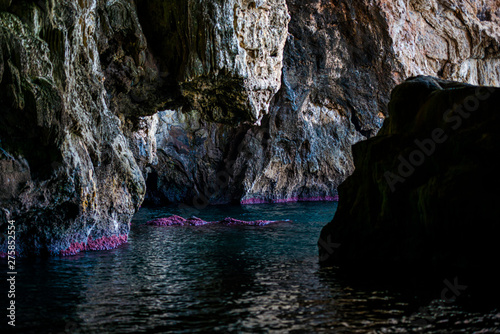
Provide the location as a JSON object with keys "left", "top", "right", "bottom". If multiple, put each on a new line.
{"left": 146, "top": 215, "right": 285, "bottom": 226}
{"left": 319, "top": 76, "right": 500, "bottom": 275}
{"left": 147, "top": 215, "right": 209, "bottom": 226}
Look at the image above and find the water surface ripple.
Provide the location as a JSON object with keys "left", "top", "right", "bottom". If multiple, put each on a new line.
{"left": 4, "top": 202, "right": 500, "bottom": 333}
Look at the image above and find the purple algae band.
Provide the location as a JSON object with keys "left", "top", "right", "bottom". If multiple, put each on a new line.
{"left": 146, "top": 215, "right": 289, "bottom": 226}
{"left": 60, "top": 235, "right": 128, "bottom": 256}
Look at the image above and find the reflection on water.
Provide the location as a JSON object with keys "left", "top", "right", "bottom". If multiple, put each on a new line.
{"left": 3, "top": 202, "right": 500, "bottom": 333}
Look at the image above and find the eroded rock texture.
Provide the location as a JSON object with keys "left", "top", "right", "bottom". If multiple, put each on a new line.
{"left": 235, "top": 0, "right": 400, "bottom": 204}
{"left": 136, "top": 0, "right": 290, "bottom": 125}
{"left": 142, "top": 0, "right": 500, "bottom": 209}
{"left": 0, "top": 0, "right": 164, "bottom": 255}
{"left": 141, "top": 0, "right": 402, "bottom": 207}
{"left": 319, "top": 76, "right": 500, "bottom": 275}
{"left": 378, "top": 0, "right": 500, "bottom": 85}
{"left": 1, "top": 0, "right": 500, "bottom": 255}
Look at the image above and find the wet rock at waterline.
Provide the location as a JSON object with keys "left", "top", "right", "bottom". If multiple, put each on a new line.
{"left": 319, "top": 76, "right": 500, "bottom": 274}
{"left": 146, "top": 215, "right": 289, "bottom": 226}
{"left": 60, "top": 235, "right": 129, "bottom": 256}
{"left": 0, "top": 1, "right": 161, "bottom": 256}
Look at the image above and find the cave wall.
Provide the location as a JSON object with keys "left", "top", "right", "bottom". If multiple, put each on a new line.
{"left": 140, "top": 0, "right": 500, "bottom": 208}
{"left": 138, "top": 0, "right": 401, "bottom": 208}
{"left": 1, "top": 0, "right": 499, "bottom": 255}
{"left": 0, "top": 0, "right": 165, "bottom": 255}
{"left": 135, "top": 0, "right": 290, "bottom": 125}
{"left": 379, "top": 0, "right": 500, "bottom": 85}
{"left": 234, "top": 0, "right": 400, "bottom": 204}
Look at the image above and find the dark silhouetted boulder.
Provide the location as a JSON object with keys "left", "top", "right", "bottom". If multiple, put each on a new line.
{"left": 319, "top": 76, "right": 500, "bottom": 278}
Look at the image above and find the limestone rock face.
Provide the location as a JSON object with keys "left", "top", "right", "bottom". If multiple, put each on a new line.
{"left": 230, "top": 0, "right": 500, "bottom": 204}
{"left": 136, "top": 0, "right": 290, "bottom": 124}
{"left": 235, "top": 0, "right": 290, "bottom": 124}
{"left": 378, "top": 0, "right": 500, "bottom": 85}
{"left": 98, "top": 0, "right": 167, "bottom": 118}
{"left": 234, "top": 0, "right": 401, "bottom": 203}
{"left": 143, "top": 108, "right": 246, "bottom": 207}
{"left": 124, "top": 115, "right": 158, "bottom": 179}
{"left": 141, "top": 0, "right": 403, "bottom": 207}
{"left": 0, "top": 0, "right": 164, "bottom": 256}
{"left": 319, "top": 76, "right": 500, "bottom": 273}
{"left": 139, "top": 0, "right": 500, "bottom": 208}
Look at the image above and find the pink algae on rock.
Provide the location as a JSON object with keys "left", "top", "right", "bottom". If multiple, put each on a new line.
{"left": 217, "top": 217, "right": 275, "bottom": 226}
{"left": 60, "top": 235, "right": 128, "bottom": 256}
{"left": 146, "top": 215, "right": 210, "bottom": 226}
{"left": 146, "top": 215, "right": 287, "bottom": 227}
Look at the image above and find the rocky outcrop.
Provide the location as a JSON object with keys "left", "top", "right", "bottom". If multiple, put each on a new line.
{"left": 143, "top": 0, "right": 500, "bottom": 208}
{"left": 0, "top": 0, "right": 164, "bottom": 256}
{"left": 136, "top": 0, "right": 290, "bottom": 125}
{"left": 378, "top": 0, "right": 500, "bottom": 86}
{"left": 249, "top": 0, "right": 500, "bottom": 205}
{"left": 234, "top": 0, "right": 400, "bottom": 204}
{"left": 146, "top": 215, "right": 287, "bottom": 226}
{"left": 319, "top": 76, "right": 500, "bottom": 274}
{"left": 131, "top": 0, "right": 294, "bottom": 207}
{"left": 141, "top": 0, "right": 403, "bottom": 207}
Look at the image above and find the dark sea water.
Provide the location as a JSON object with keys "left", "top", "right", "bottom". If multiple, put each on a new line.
{"left": 3, "top": 202, "right": 500, "bottom": 333}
